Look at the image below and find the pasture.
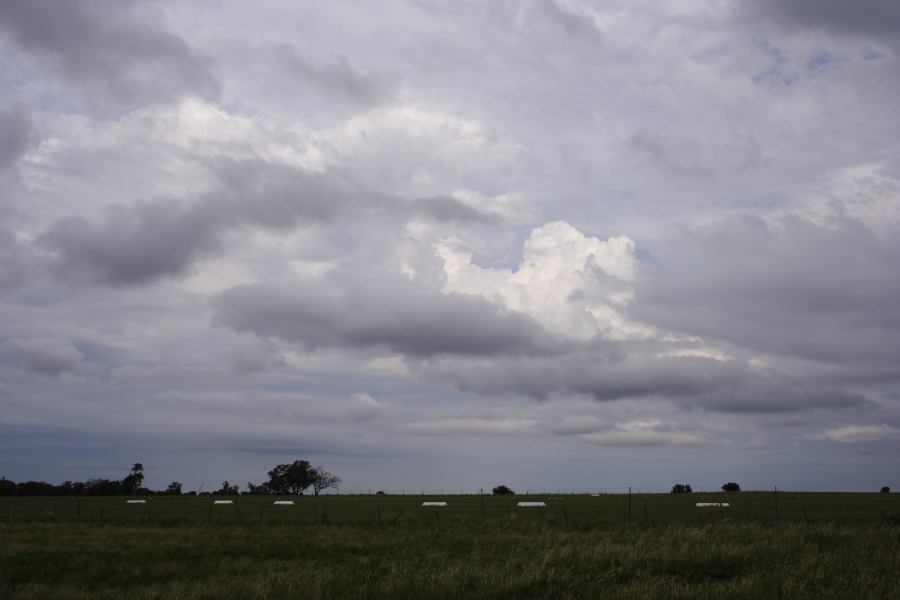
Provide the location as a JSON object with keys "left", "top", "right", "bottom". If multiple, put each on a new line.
{"left": 2, "top": 492, "right": 899, "bottom": 598}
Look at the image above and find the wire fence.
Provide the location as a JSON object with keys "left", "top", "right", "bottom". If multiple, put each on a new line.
{"left": 5, "top": 489, "right": 899, "bottom": 527}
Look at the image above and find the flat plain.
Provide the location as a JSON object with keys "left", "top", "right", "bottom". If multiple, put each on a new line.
{"left": 2, "top": 492, "right": 899, "bottom": 599}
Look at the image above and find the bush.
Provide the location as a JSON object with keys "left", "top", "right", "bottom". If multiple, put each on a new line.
{"left": 670, "top": 484, "right": 693, "bottom": 494}
{"left": 375, "top": 490, "right": 386, "bottom": 496}
{"left": 492, "top": 485, "right": 515, "bottom": 496}
{"left": 722, "top": 482, "right": 741, "bottom": 492}
{"left": 880, "top": 486, "right": 890, "bottom": 494}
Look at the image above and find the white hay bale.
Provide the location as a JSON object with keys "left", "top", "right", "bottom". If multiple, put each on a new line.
{"left": 517, "top": 501, "right": 546, "bottom": 507}
{"left": 126, "top": 499, "right": 146, "bottom": 504}
{"left": 422, "top": 501, "right": 448, "bottom": 506}
{"left": 695, "top": 502, "right": 730, "bottom": 507}
{"left": 273, "top": 500, "right": 295, "bottom": 505}
{"left": 213, "top": 500, "right": 234, "bottom": 505}
{"left": 590, "top": 494, "right": 600, "bottom": 497}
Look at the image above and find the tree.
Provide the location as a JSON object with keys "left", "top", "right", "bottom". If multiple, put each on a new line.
{"left": 881, "top": 486, "right": 891, "bottom": 494}
{"left": 0, "top": 477, "right": 16, "bottom": 496}
{"left": 214, "top": 481, "right": 240, "bottom": 495}
{"left": 311, "top": 466, "right": 341, "bottom": 496}
{"left": 166, "top": 482, "right": 183, "bottom": 496}
{"left": 122, "top": 463, "right": 144, "bottom": 495}
{"left": 267, "top": 460, "right": 316, "bottom": 495}
{"left": 246, "top": 481, "right": 273, "bottom": 495}
{"left": 722, "top": 482, "right": 741, "bottom": 492}
{"left": 492, "top": 485, "right": 515, "bottom": 496}
{"left": 671, "top": 484, "right": 693, "bottom": 494}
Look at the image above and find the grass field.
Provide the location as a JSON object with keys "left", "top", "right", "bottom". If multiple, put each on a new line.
{"left": 2, "top": 493, "right": 899, "bottom": 599}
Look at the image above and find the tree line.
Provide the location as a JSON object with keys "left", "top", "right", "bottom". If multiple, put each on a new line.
{"left": 0, "top": 460, "right": 340, "bottom": 497}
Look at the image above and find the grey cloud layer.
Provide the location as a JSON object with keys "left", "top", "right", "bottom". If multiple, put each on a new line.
{"left": 629, "top": 214, "right": 900, "bottom": 372}
{"left": 0, "top": 0, "right": 220, "bottom": 111}
{"left": 2, "top": 0, "right": 899, "bottom": 488}
{"left": 213, "top": 275, "right": 562, "bottom": 358}
{"left": 751, "top": 0, "right": 900, "bottom": 37}
{"left": 0, "top": 105, "right": 33, "bottom": 169}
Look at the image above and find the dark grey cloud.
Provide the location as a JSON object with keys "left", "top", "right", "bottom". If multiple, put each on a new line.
{"left": 0, "top": 338, "right": 85, "bottom": 376}
{"left": 0, "top": 226, "right": 35, "bottom": 292}
{"left": 265, "top": 43, "right": 388, "bottom": 106}
{"left": 37, "top": 156, "right": 507, "bottom": 287}
{"left": 416, "top": 350, "right": 869, "bottom": 414}
{"left": 38, "top": 160, "right": 359, "bottom": 286}
{"left": 408, "top": 196, "right": 502, "bottom": 225}
{"left": 749, "top": 0, "right": 900, "bottom": 37}
{"left": 0, "top": 105, "right": 33, "bottom": 169}
{"left": 0, "top": 0, "right": 220, "bottom": 111}
{"left": 212, "top": 275, "right": 564, "bottom": 358}
{"left": 628, "top": 214, "right": 900, "bottom": 372}
{"left": 40, "top": 198, "right": 223, "bottom": 286}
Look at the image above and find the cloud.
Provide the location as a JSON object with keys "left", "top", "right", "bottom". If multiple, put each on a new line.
{"left": 0, "top": 104, "right": 34, "bottom": 169}
{"left": 40, "top": 198, "right": 223, "bottom": 285}
{"left": 0, "top": 338, "right": 86, "bottom": 376}
{"left": 580, "top": 420, "right": 711, "bottom": 447}
{"left": 813, "top": 424, "right": 900, "bottom": 443}
{"left": 628, "top": 213, "right": 900, "bottom": 371}
{"left": 38, "top": 159, "right": 359, "bottom": 286}
{"left": 212, "top": 273, "right": 564, "bottom": 358}
{"left": 264, "top": 43, "right": 388, "bottom": 106}
{"left": 0, "top": 0, "right": 221, "bottom": 112}
{"left": 749, "top": 0, "right": 900, "bottom": 38}
{"left": 399, "top": 416, "right": 537, "bottom": 436}
{"left": 439, "top": 220, "right": 640, "bottom": 340}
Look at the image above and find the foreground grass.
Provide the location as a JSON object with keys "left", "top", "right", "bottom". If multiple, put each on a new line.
{"left": 2, "top": 520, "right": 898, "bottom": 599}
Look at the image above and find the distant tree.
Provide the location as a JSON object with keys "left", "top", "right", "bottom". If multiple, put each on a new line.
{"left": 0, "top": 477, "right": 15, "bottom": 496}
{"left": 881, "top": 486, "right": 891, "bottom": 494}
{"left": 375, "top": 490, "right": 386, "bottom": 496}
{"left": 214, "top": 481, "right": 240, "bottom": 495}
{"left": 85, "top": 478, "right": 124, "bottom": 496}
{"left": 246, "top": 481, "right": 273, "bottom": 495}
{"left": 722, "top": 482, "right": 741, "bottom": 492}
{"left": 311, "top": 466, "right": 341, "bottom": 496}
{"left": 122, "top": 463, "right": 144, "bottom": 495}
{"left": 671, "top": 484, "right": 693, "bottom": 494}
{"left": 17, "top": 481, "right": 57, "bottom": 496}
{"left": 166, "top": 482, "right": 183, "bottom": 496}
{"left": 267, "top": 460, "right": 315, "bottom": 495}
{"left": 492, "top": 485, "right": 515, "bottom": 496}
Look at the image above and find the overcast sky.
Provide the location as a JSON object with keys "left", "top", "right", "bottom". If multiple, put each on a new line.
{"left": 1, "top": 0, "right": 898, "bottom": 493}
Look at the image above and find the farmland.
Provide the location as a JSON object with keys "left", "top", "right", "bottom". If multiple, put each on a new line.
{"left": 2, "top": 492, "right": 899, "bottom": 599}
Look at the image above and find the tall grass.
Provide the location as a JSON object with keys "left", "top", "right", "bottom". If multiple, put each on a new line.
{"left": 2, "top": 519, "right": 899, "bottom": 599}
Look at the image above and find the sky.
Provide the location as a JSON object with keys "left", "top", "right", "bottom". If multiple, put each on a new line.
{"left": 1, "top": 0, "right": 898, "bottom": 494}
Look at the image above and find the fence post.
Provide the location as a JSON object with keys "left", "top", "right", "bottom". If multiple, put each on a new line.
{"left": 481, "top": 489, "right": 486, "bottom": 515}
{"left": 628, "top": 487, "right": 632, "bottom": 524}
{"left": 76, "top": 499, "right": 80, "bottom": 521}
{"left": 774, "top": 486, "right": 778, "bottom": 520}
{"left": 801, "top": 507, "right": 810, "bottom": 525}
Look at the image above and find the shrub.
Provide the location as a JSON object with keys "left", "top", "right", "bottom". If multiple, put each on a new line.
{"left": 722, "top": 482, "right": 741, "bottom": 492}
{"left": 880, "top": 486, "right": 890, "bottom": 494}
{"left": 492, "top": 485, "right": 515, "bottom": 496}
{"left": 671, "top": 484, "right": 693, "bottom": 494}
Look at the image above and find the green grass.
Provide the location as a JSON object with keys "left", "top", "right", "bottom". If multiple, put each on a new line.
{"left": 2, "top": 493, "right": 899, "bottom": 599}
{"left": 3, "top": 491, "right": 899, "bottom": 525}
